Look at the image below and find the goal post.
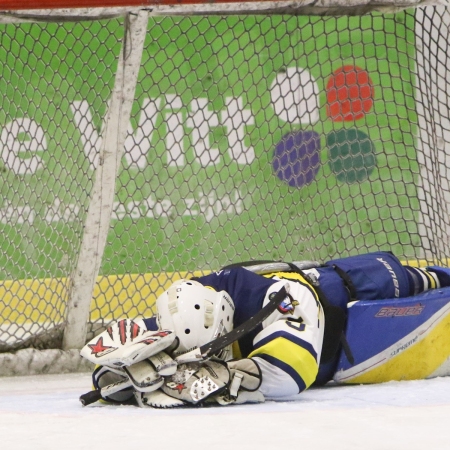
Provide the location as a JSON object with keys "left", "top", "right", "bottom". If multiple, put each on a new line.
{"left": 1, "top": 0, "right": 450, "bottom": 375}
{"left": 62, "top": 9, "right": 149, "bottom": 353}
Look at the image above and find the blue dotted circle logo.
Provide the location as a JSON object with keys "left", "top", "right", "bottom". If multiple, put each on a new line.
{"left": 273, "top": 131, "right": 321, "bottom": 187}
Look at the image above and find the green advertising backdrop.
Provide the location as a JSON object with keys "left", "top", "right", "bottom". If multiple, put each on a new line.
{"left": 0, "top": 12, "right": 420, "bottom": 281}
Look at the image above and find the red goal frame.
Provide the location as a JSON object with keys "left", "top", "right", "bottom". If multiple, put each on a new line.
{"left": 0, "top": 0, "right": 279, "bottom": 10}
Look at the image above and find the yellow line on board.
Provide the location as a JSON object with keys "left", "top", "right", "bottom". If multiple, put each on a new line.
{"left": 0, "top": 270, "right": 209, "bottom": 324}
{"left": 402, "top": 258, "right": 450, "bottom": 268}
{"left": 1, "top": 258, "right": 448, "bottom": 325}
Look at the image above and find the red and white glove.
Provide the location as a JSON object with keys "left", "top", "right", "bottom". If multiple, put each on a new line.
{"left": 81, "top": 319, "right": 177, "bottom": 368}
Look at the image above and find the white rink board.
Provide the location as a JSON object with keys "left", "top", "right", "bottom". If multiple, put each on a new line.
{"left": 1, "top": 373, "right": 450, "bottom": 450}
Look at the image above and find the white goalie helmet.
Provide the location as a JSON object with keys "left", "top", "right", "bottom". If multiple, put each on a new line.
{"left": 156, "top": 279, "right": 235, "bottom": 360}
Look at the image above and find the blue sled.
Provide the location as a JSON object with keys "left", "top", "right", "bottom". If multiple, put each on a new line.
{"left": 333, "top": 286, "right": 450, "bottom": 384}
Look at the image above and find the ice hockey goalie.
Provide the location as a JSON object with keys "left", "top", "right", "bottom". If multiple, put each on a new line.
{"left": 80, "top": 251, "right": 450, "bottom": 408}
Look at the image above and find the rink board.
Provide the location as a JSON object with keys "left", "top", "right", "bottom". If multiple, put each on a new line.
{"left": 0, "top": 270, "right": 206, "bottom": 326}
{"left": 334, "top": 287, "right": 450, "bottom": 384}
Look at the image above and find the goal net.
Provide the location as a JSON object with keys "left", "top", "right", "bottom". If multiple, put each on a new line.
{"left": 0, "top": 0, "right": 449, "bottom": 374}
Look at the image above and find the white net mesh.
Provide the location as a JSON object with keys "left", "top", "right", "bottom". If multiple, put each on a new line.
{"left": 1, "top": 3, "right": 450, "bottom": 372}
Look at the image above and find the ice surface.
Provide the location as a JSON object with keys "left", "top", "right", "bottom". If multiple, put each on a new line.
{"left": 1, "top": 372, "right": 450, "bottom": 450}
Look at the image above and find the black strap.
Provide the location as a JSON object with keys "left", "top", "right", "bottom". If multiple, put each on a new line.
{"left": 197, "top": 286, "right": 289, "bottom": 359}
{"left": 286, "top": 263, "right": 354, "bottom": 365}
{"left": 339, "top": 332, "right": 355, "bottom": 366}
{"left": 331, "top": 264, "right": 357, "bottom": 302}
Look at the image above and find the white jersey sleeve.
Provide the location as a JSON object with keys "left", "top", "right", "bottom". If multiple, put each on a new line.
{"left": 248, "top": 276, "right": 325, "bottom": 398}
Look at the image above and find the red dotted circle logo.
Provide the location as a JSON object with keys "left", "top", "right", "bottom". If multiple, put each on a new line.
{"left": 326, "top": 65, "right": 374, "bottom": 122}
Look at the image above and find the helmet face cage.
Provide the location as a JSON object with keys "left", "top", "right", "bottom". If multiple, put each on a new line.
{"left": 156, "top": 280, "right": 235, "bottom": 360}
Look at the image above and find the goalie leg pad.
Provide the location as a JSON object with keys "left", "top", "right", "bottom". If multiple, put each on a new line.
{"left": 141, "top": 390, "right": 186, "bottom": 409}
{"left": 214, "top": 390, "right": 265, "bottom": 406}
{"left": 213, "top": 359, "right": 264, "bottom": 405}
{"left": 228, "top": 358, "right": 262, "bottom": 392}
{"left": 124, "top": 359, "right": 164, "bottom": 393}
{"left": 148, "top": 351, "right": 177, "bottom": 376}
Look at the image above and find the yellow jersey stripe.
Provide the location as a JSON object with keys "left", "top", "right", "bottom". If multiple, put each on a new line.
{"left": 249, "top": 336, "right": 318, "bottom": 388}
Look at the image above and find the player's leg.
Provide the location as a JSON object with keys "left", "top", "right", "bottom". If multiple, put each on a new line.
{"left": 403, "top": 266, "right": 442, "bottom": 295}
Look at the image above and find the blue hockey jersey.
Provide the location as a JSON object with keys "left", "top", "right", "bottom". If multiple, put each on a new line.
{"left": 196, "top": 268, "right": 326, "bottom": 397}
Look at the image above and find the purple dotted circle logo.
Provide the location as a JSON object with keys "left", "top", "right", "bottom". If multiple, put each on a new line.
{"left": 273, "top": 131, "right": 321, "bottom": 188}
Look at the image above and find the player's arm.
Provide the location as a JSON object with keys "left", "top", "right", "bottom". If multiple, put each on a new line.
{"left": 248, "top": 279, "right": 325, "bottom": 398}
{"left": 194, "top": 267, "right": 275, "bottom": 309}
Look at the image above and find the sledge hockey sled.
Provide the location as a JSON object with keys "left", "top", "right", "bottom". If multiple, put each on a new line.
{"left": 334, "top": 286, "right": 450, "bottom": 384}
{"left": 238, "top": 255, "right": 450, "bottom": 385}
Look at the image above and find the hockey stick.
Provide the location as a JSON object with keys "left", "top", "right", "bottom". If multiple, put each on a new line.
{"left": 80, "top": 377, "right": 133, "bottom": 406}
{"left": 80, "top": 284, "right": 289, "bottom": 405}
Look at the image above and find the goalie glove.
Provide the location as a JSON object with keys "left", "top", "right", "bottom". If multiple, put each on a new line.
{"left": 82, "top": 350, "right": 179, "bottom": 406}
{"left": 80, "top": 319, "right": 176, "bottom": 368}
{"left": 81, "top": 320, "right": 179, "bottom": 406}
